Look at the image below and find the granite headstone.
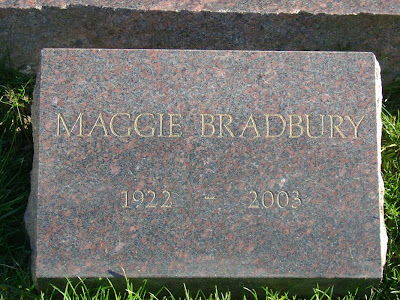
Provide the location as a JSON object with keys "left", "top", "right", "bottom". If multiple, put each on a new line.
{"left": 26, "top": 49, "right": 387, "bottom": 297}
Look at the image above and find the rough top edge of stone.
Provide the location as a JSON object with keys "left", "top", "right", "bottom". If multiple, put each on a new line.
{"left": 1, "top": 2, "right": 399, "bottom": 16}
{"left": 374, "top": 57, "right": 388, "bottom": 275}
{"left": 39, "top": 49, "right": 380, "bottom": 67}
{"left": 40, "top": 48, "right": 380, "bottom": 57}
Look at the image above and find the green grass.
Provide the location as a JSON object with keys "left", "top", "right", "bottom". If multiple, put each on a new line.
{"left": 0, "top": 53, "right": 35, "bottom": 300}
{"left": 0, "top": 55, "right": 399, "bottom": 299}
{"left": 380, "top": 76, "right": 400, "bottom": 300}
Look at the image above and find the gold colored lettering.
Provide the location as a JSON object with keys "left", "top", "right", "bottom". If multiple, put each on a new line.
{"left": 218, "top": 114, "right": 235, "bottom": 137}
{"left": 346, "top": 115, "right": 365, "bottom": 139}
{"left": 57, "top": 113, "right": 83, "bottom": 136}
{"left": 110, "top": 113, "right": 131, "bottom": 137}
{"left": 132, "top": 190, "right": 144, "bottom": 202}
{"left": 329, "top": 115, "right": 346, "bottom": 138}
{"left": 261, "top": 191, "right": 274, "bottom": 208}
{"left": 265, "top": 114, "right": 286, "bottom": 138}
{"left": 201, "top": 114, "right": 216, "bottom": 137}
{"left": 277, "top": 191, "right": 289, "bottom": 208}
{"left": 240, "top": 114, "right": 261, "bottom": 137}
{"left": 134, "top": 113, "right": 155, "bottom": 137}
{"left": 292, "top": 190, "right": 302, "bottom": 208}
{"left": 161, "top": 190, "right": 172, "bottom": 208}
{"left": 88, "top": 113, "right": 109, "bottom": 136}
{"left": 247, "top": 190, "right": 303, "bottom": 209}
{"left": 121, "top": 191, "right": 129, "bottom": 208}
{"left": 249, "top": 191, "right": 259, "bottom": 208}
{"left": 146, "top": 190, "right": 157, "bottom": 207}
{"left": 289, "top": 115, "right": 304, "bottom": 138}
{"left": 158, "top": 113, "right": 165, "bottom": 137}
{"left": 169, "top": 113, "right": 182, "bottom": 137}
{"left": 306, "top": 114, "right": 324, "bottom": 138}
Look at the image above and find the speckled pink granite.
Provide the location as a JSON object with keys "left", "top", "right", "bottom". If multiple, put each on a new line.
{"left": 26, "top": 49, "right": 386, "bottom": 297}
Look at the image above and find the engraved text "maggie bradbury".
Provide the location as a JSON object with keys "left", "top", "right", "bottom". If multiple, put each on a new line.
{"left": 56, "top": 112, "right": 365, "bottom": 139}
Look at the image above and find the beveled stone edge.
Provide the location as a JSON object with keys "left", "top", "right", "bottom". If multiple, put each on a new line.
{"left": 375, "top": 56, "right": 388, "bottom": 275}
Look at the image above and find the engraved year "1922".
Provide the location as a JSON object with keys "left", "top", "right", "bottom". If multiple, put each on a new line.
{"left": 248, "top": 190, "right": 302, "bottom": 209}
{"left": 121, "top": 190, "right": 173, "bottom": 208}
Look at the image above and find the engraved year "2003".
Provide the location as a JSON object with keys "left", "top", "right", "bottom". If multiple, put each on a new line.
{"left": 248, "top": 190, "right": 302, "bottom": 209}
{"left": 121, "top": 190, "right": 173, "bottom": 208}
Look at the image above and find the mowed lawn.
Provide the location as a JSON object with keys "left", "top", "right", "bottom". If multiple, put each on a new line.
{"left": 0, "top": 55, "right": 399, "bottom": 300}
